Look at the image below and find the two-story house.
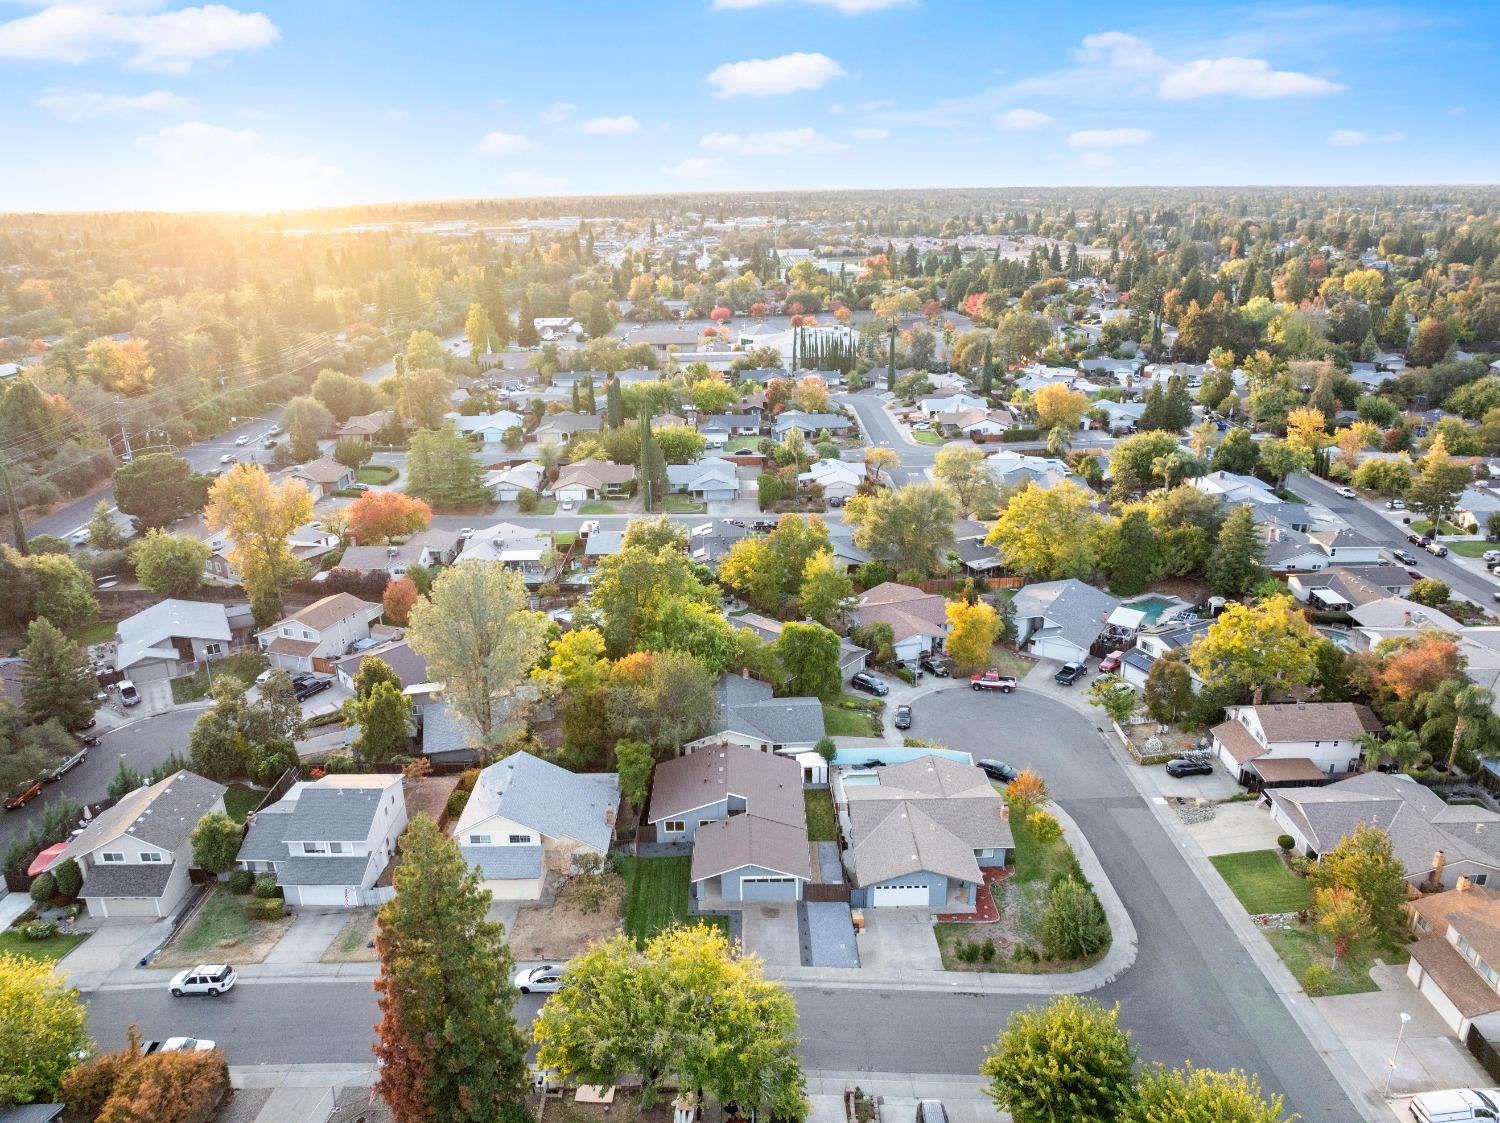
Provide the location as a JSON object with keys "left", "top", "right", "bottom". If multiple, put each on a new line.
{"left": 1212, "top": 701, "right": 1383, "bottom": 787}
{"left": 235, "top": 774, "right": 407, "bottom": 907}
{"left": 258, "top": 592, "right": 384, "bottom": 673}
{"left": 851, "top": 582, "right": 951, "bottom": 664}
{"left": 1408, "top": 880, "right": 1500, "bottom": 1038}
{"left": 684, "top": 671, "right": 829, "bottom": 782}
{"left": 44, "top": 770, "right": 226, "bottom": 919}
{"left": 113, "top": 599, "right": 257, "bottom": 683}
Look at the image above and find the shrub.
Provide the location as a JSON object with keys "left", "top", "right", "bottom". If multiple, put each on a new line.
{"left": 63, "top": 1047, "right": 137, "bottom": 1120}
{"left": 517, "top": 489, "right": 539, "bottom": 513}
{"left": 1040, "top": 876, "right": 1111, "bottom": 960}
{"left": 1302, "top": 962, "right": 1333, "bottom": 996}
{"left": 979, "top": 938, "right": 996, "bottom": 962}
{"left": 243, "top": 897, "right": 285, "bottom": 921}
{"left": 458, "top": 767, "right": 481, "bottom": 792}
{"left": 444, "top": 788, "right": 471, "bottom": 820}
{"left": 814, "top": 736, "right": 836, "bottom": 763}
{"left": 29, "top": 871, "right": 56, "bottom": 904}
{"left": 252, "top": 873, "right": 280, "bottom": 900}
{"left": 321, "top": 753, "right": 358, "bottom": 774}
{"left": 104, "top": 1046, "right": 230, "bottom": 1123}
{"left": 1027, "top": 809, "right": 1063, "bottom": 844}
{"left": 1277, "top": 834, "right": 1295, "bottom": 853}
{"left": 226, "top": 870, "right": 255, "bottom": 895}
{"left": 21, "top": 919, "right": 58, "bottom": 940}
{"left": 53, "top": 857, "right": 83, "bottom": 900}
{"left": 894, "top": 666, "right": 916, "bottom": 685}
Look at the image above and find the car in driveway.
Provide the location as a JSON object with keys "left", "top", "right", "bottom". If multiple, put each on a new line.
{"left": 849, "top": 671, "right": 889, "bottom": 697}
{"left": 118, "top": 680, "right": 141, "bottom": 707}
{"left": 293, "top": 677, "right": 332, "bottom": 701}
{"left": 1337, "top": 486, "right": 1357, "bottom": 499}
{"left": 1407, "top": 1087, "right": 1500, "bottom": 1122}
{"left": 1386, "top": 498, "right": 1406, "bottom": 510}
{"left": 513, "top": 964, "right": 567, "bottom": 994}
{"left": 1053, "top": 662, "right": 1088, "bottom": 686}
{"left": 969, "top": 670, "right": 1017, "bottom": 692}
{"left": 346, "top": 482, "right": 369, "bottom": 493}
{"left": 1393, "top": 548, "right": 1418, "bottom": 566}
{"left": 1165, "top": 757, "right": 1214, "bottom": 778}
{"left": 169, "top": 964, "right": 237, "bottom": 997}
{"left": 976, "top": 759, "right": 1018, "bottom": 783}
{"left": 919, "top": 653, "right": 950, "bottom": 677}
{"left": 1099, "top": 650, "right": 1123, "bottom": 672}
{"left": 893, "top": 704, "right": 912, "bottom": 730}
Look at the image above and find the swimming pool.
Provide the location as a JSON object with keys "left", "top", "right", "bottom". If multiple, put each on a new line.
{"left": 1126, "top": 594, "right": 1186, "bottom": 626}
{"left": 840, "top": 772, "right": 881, "bottom": 787}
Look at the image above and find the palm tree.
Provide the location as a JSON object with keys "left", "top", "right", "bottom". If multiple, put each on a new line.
{"left": 1151, "top": 452, "right": 1183, "bottom": 490}
{"left": 1046, "top": 425, "right": 1071, "bottom": 457}
{"left": 1358, "top": 723, "right": 1425, "bottom": 773}
{"left": 1417, "top": 680, "right": 1498, "bottom": 773}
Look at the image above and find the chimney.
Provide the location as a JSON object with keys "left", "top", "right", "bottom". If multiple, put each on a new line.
{"left": 1457, "top": 875, "right": 1473, "bottom": 893}
{"left": 1430, "top": 849, "right": 1447, "bottom": 891}
{"left": 604, "top": 805, "right": 616, "bottom": 827}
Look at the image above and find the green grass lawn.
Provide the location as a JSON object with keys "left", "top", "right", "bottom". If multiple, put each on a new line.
{"left": 823, "top": 694, "right": 884, "bottom": 737}
{"left": 170, "top": 667, "right": 211, "bottom": 704}
{"left": 804, "top": 788, "right": 838, "bottom": 841}
{"left": 579, "top": 500, "right": 621, "bottom": 515}
{"left": 553, "top": 531, "right": 577, "bottom": 546}
{"left": 0, "top": 929, "right": 86, "bottom": 964}
{"left": 1264, "top": 926, "right": 1386, "bottom": 996}
{"left": 78, "top": 620, "right": 118, "bottom": 646}
{"left": 223, "top": 784, "right": 263, "bottom": 824}
{"left": 619, "top": 856, "right": 730, "bottom": 945}
{"left": 1410, "top": 519, "right": 1466, "bottom": 536}
{"left": 724, "top": 436, "right": 762, "bottom": 452}
{"left": 663, "top": 495, "right": 706, "bottom": 513}
{"left": 1009, "top": 800, "right": 1082, "bottom": 886}
{"left": 356, "top": 464, "right": 399, "bottom": 485}
{"left": 912, "top": 429, "right": 945, "bottom": 445}
{"left": 1447, "top": 539, "right": 1493, "bottom": 558}
{"left": 164, "top": 887, "right": 255, "bottom": 958}
{"left": 1209, "top": 850, "right": 1315, "bottom": 914}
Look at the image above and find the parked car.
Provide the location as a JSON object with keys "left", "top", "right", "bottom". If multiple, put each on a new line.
{"left": 1386, "top": 498, "right": 1406, "bottom": 510}
{"left": 1053, "top": 662, "right": 1088, "bottom": 686}
{"left": 4, "top": 779, "right": 43, "bottom": 810}
{"left": 144, "top": 1037, "right": 217, "bottom": 1055}
{"left": 1408, "top": 532, "right": 1430, "bottom": 546}
{"left": 169, "top": 964, "right": 237, "bottom": 998}
{"left": 1407, "top": 1087, "right": 1500, "bottom": 1123}
{"left": 1427, "top": 541, "right": 1449, "bottom": 557}
{"left": 893, "top": 704, "right": 912, "bottom": 730}
{"left": 266, "top": 424, "right": 281, "bottom": 435}
{"left": 1337, "top": 486, "right": 1357, "bottom": 499}
{"left": 1392, "top": 548, "right": 1417, "bottom": 566}
{"left": 560, "top": 497, "right": 576, "bottom": 511}
{"left": 118, "top": 680, "right": 141, "bottom": 707}
{"left": 1165, "top": 757, "right": 1214, "bottom": 778}
{"left": 976, "top": 759, "right": 1018, "bottom": 783}
{"left": 911, "top": 422, "right": 931, "bottom": 431}
{"left": 513, "top": 965, "right": 567, "bottom": 994}
{"left": 219, "top": 454, "right": 234, "bottom": 465}
{"left": 1483, "top": 550, "right": 1500, "bottom": 565}
{"left": 969, "top": 670, "right": 1017, "bottom": 692}
{"left": 1099, "top": 650, "right": 1123, "bottom": 672}
{"left": 919, "top": 654, "right": 950, "bottom": 677}
{"left": 849, "top": 671, "right": 889, "bottom": 697}
{"left": 44, "top": 746, "right": 89, "bottom": 782}
{"left": 346, "top": 482, "right": 369, "bottom": 493}
{"left": 294, "top": 678, "right": 332, "bottom": 701}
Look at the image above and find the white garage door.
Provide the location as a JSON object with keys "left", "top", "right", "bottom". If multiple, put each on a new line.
{"left": 290, "top": 884, "right": 356, "bottom": 908}
{"left": 1029, "top": 636, "right": 1079, "bottom": 662}
{"left": 871, "top": 883, "right": 929, "bottom": 907}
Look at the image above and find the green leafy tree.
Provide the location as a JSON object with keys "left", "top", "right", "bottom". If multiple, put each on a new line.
{"left": 1110, "top": 431, "right": 1183, "bottom": 494}
{"left": 1309, "top": 821, "right": 1409, "bottom": 948}
{"left": 981, "top": 996, "right": 1137, "bottom": 1123}
{"left": 352, "top": 657, "right": 403, "bottom": 701}
{"left": 130, "top": 530, "right": 210, "bottom": 598}
{"left": 1211, "top": 428, "right": 1259, "bottom": 474}
{"left": 312, "top": 368, "right": 382, "bottom": 421}
{"left": 933, "top": 445, "right": 1000, "bottom": 517}
{"left": 1125, "top": 1065, "right": 1294, "bottom": 1123}
{"left": 26, "top": 553, "right": 98, "bottom": 629}
{"left": 1407, "top": 435, "right": 1471, "bottom": 531}
{"left": 345, "top": 680, "right": 413, "bottom": 764}
{"left": 799, "top": 550, "right": 854, "bottom": 627}
{"left": 1040, "top": 876, "right": 1111, "bottom": 960}
{"left": 188, "top": 674, "right": 302, "bottom": 781}
{"left": 986, "top": 480, "right": 1102, "bottom": 581}
{"left": 589, "top": 541, "right": 717, "bottom": 657}
{"left": 189, "top": 811, "right": 243, "bottom": 874}
{"left": 86, "top": 500, "right": 125, "bottom": 549}
{"left": 845, "top": 483, "right": 958, "bottom": 578}
{"left": 1143, "top": 656, "right": 1194, "bottom": 725}
{"left": 604, "top": 650, "right": 718, "bottom": 755}
{"left": 614, "top": 738, "right": 655, "bottom": 807}
{"left": 1104, "top": 508, "right": 1157, "bottom": 596}
{"left": 1206, "top": 505, "right": 1266, "bottom": 598}
{"left": 283, "top": 395, "right": 335, "bottom": 460}
{"left": 0, "top": 951, "right": 92, "bottom": 1106}
{"left": 1256, "top": 437, "right": 1312, "bottom": 486}
{"left": 204, "top": 466, "right": 313, "bottom": 624}
{"left": 107, "top": 758, "right": 146, "bottom": 800}
{"left": 406, "top": 426, "right": 489, "bottom": 510}
{"left": 332, "top": 437, "right": 374, "bottom": 470}
{"left": 1189, "top": 596, "right": 1321, "bottom": 702}
{"left": 374, "top": 816, "right": 532, "bottom": 1123}
{"left": 20, "top": 617, "right": 96, "bottom": 730}
{"left": 774, "top": 621, "right": 843, "bottom": 701}
{"left": 1086, "top": 674, "right": 1137, "bottom": 726}
{"left": 113, "top": 452, "right": 211, "bottom": 530}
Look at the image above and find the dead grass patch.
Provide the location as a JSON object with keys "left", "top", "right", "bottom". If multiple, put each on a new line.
{"left": 507, "top": 875, "right": 624, "bottom": 959}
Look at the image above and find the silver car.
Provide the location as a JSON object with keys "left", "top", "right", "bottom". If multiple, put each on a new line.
{"left": 513, "top": 964, "right": 567, "bottom": 994}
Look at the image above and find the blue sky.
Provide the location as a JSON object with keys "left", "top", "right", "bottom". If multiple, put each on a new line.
{"left": 1, "top": 0, "right": 1496, "bottom": 212}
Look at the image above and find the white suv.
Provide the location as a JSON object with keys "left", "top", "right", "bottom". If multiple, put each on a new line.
{"left": 168, "top": 964, "right": 237, "bottom": 997}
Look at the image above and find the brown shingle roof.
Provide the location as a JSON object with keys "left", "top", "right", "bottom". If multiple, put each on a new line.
{"left": 1251, "top": 702, "right": 1382, "bottom": 742}
{"left": 690, "top": 814, "right": 812, "bottom": 883}
{"left": 649, "top": 743, "right": 803, "bottom": 827}
{"left": 285, "top": 592, "right": 378, "bottom": 632}
{"left": 1410, "top": 934, "right": 1500, "bottom": 1018}
{"left": 293, "top": 457, "right": 349, "bottom": 485}
{"left": 1211, "top": 719, "right": 1265, "bottom": 764}
{"left": 854, "top": 582, "right": 949, "bottom": 643}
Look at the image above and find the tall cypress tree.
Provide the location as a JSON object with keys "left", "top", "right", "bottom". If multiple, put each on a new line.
{"left": 886, "top": 323, "right": 898, "bottom": 391}
{"left": 584, "top": 375, "right": 597, "bottom": 414}
{"left": 606, "top": 375, "right": 624, "bottom": 429}
{"left": 571, "top": 382, "right": 581, "bottom": 412}
{"left": 980, "top": 341, "right": 994, "bottom": 394}
{"left": 639, "top": 411, "right": 667, "bottom": 513}
{"left": 516, "top": 295, "right": 539, "bottom": 348}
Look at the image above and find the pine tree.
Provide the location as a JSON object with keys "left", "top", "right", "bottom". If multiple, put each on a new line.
{"left": 374, "top": 817, "right": 531, "bottom": 1123}
{"left": 516, "top": 295, "right": 539, "bottom": 348}
{"left": 571, "top": 382, "right": 581, "bottom": 412}
{"left": 980, "top": 341, "right": 995, "bottom": 394}
{"left": 1206, "top": 505, "right": 1266, "bottom": 598}
{"left": 20, "top": 617, "right": 96, "bottom": 730}
{"left": 639, "top": 412, "right": 668, "bottom": 514}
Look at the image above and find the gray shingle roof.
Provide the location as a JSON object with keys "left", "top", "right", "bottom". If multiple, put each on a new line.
{"left": 80, "top": 863, "right": 174, "bottom": 899}
{"left": 285, "top": 785, "right": 390, "bottom": 843}
{"left": 650, "top": 742, "right": 803, "bottom": 827}
{"left": 236, "top": 806, "right": 292, "bottom": 864}
{"left": 422, "top": 701, "right": 482, "bottom": 756}
{"left": 711, "top": 672, "right": 824, "bottom": 745}
{"left": 280, "top": 854, "right": 374, "bottom": 886}
{"left": 455, "top": 751, "right": 619, "bottom": 854}
{"left": 1011, "top": 579, "right": 1120, "bottom": 651}
{"left": 57, "top": 770, "right": 226, "bottom": 867}
{"left": 461, "top": 844, "right": 543, "bottom": 880}
{"left": 690, "top": 814, "right": 812, "bottom": 883}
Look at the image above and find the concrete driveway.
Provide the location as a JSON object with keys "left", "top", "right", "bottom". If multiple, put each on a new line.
{"left": 60, "top": 919, "right": 170, "bottom": 986}
{"left": 1182, "top": 800, "right": 1290, "bottom": 857}
{"left": 263, "top": 909, "right": 349, "bottom": 965}
{"left": 856, "top": 909, "right": 942, "bottom": 973}
{"left": 740, "top": 903, "right": 801, "bottom": 967}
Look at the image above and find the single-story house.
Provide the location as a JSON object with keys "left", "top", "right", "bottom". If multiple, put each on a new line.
{"left": 236, "top": 774, "right": 406, "bottom": 908}
{"left": 917, "top": 392, "right": 987, "bottom": 418}
{"left": 487, "top": 462, "right": 545, "bottom": 502}
{"left": 335, "top": 411, "right": 392, "bottom": 443}
{"left": 1349, "top": 598, "right": 1467, "bottom": 649}
{"left": 684, "top": 671, "right": 828, "bottom": 781}
{"left": 985, "top": 451, "right": 1084, "bottom": 491}
{"left": 843, "top": 756, "right": 1013, "bottom": 909}
{"left": 1287, "top": 565, "right": 1415, "bottom": 611}
{"left": 649, "top": 742, "right": 811, "bottom": 903}
{"left": 1211, "top": 702, "right": 1382, "bottom": 786}
{"left": 534, "top": 412, "right": 602, "bottom": 443}
{"left": 332, "top": 638, "right": 428, "bottom": 694}
{"left": 667, "top": 458, "right": 739, "bottom": 502}
{"left": 418, "top": 699, "right": 482, "bottom": 767}
{"left": 1094, "top": 399, "right": 1146, "bottom": 433}
{"left": 1307, "top": 528, "right": 1386, "bottom": 565}
{"left": 687, "top": 519, "right": 754, "bottom": 566}
{"left": 772, "top": 411, "right": 854, "bottom": 438}
{"left": 289, "top": 457, "right": 354, "bottom": 497}
{"left": 1010, "top": 579, "right": 1120, "bottom": 664}
{"left": 851, "top": 582, "right": 950, "bottom": 663}
{"left": 1408, "top": 881, "right": 1500, "bottom": 1037}
{"left": 455, "top": 521, "right": 552, "bottom": 582}
{"left": 46, "top": 770, "right": 226, "bottom": 920}
{"left": 404, "top": 528, "right": 461, "bottom": 567}
{"left": 698, "top": 413, "right": 761, "bottom": 442}
{"left": 553, "top": 458, "right": 635, "bottom": 501}
{"left": 258, "top": 592, "right": 384, "bottom": 673}
{"left": 336, "top": 543, "right": 424, "bottom": 580}
{"left": 113, "top": 599, "right": 255, "bottom": 682}
{"left": 798, "top": 458, "right": 864, "bottom": 501}
{"left": 452, "top": 410, "right": 525, "bottom": 444}
{"left": 454, "top": 750, "right": 620, "bottom": 900}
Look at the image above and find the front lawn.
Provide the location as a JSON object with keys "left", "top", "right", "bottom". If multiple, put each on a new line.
{"left": 170, "top": 668, "right": 211, "bottom": 705}
{"left": 356, "top": 464, "right": 399, "bottom": 485}
{"left": 1209, "top": 850, "right": 1314, "bottom": 914}
{"left": 223, "top": 784, "right": 263, "bottom": 824}
{"left": 619, "top": 856, "right": 730, "bottom": 945}
{"left": 983, "top": 646, "right": 1033, "bottom": 680}
{"left": 579, "top": 501, "right": 621, "bottom": 515}
{"left": 1409, "top": 519, "right": 1465, "bottom": 536}
{"left": 911, "top": 430, "right": 945, "bottom": 445}
{"left": 663, "top": 495, "right": 705, "bottom": 513}
{"left": 804, "top": 788, "right": 838, "bottom": 841}
{"left": 1447, "top": 540, "right": 1493, "bottom": 558}
{"left": 1264, "top": 926, "right": 1384, "bottom": 997}
{"left": 152, "top": 885, "right": 294, "bottom": 967}
{"left": 823, "top": 694, "right": 884, "bottom": 737}
{"left": 320, "top": 909, "right": 379, "bottom": 963}
{"left": 724, "top": 436, "right": 761, "bottom": 452}
{"left": 0, "top": 929, "right": 86, "bottom": 964}
{"left": 553, "top": 531, "right": 577, "bottom": 547}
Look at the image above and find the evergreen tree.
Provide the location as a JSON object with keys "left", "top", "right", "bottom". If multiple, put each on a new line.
{"left": 639, "top": 413, "right": 668, "bottom": 514}
{"left": 374, "top": 816, "right": 532, "bottom": 1123}
{"left": 20, "top": 617, "right": 95, "bottom": 731}
{"left": 886, "top": 323, "right": 898, "bottom": 391}
{"left": 1105, "top": 510, "right": 1157, "bottom": 597}
{"left": 583, "top": 376, "right": 597, "bottom": 414}
{"left": 571, "top": 382, "right": 581, "bottom": 411}
{"left": 516, "top": 295, "right": 539, "bottom": 348}
{"left": 606, "top": 375, "right": 624, "bottom": 429}
{"left": 980, "top": 340, "right": 994, "bottom": 394}
{"left": 1206, "top": 505, "right": 1266, "bottom": 598}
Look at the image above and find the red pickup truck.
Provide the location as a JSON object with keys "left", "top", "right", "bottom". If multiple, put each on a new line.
{"left": 969, "top": 670, "right": 1018, "bottom": 693}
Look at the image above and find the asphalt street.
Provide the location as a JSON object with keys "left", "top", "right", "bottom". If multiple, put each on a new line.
{"left": 82, "top": 690, "right": 1357, "bottom": 1120}
{"left": 0, "top": 707, "right": 201, "bottom": 856}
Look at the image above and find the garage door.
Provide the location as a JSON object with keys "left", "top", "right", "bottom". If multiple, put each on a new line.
{"left": 289, "top": 884, "right": 356, "bottom": 908}
{"left": 871, "top": 883, "right": 929, "bottom": 907}
{"left": 740, "top": 876, "right": 799, "bottom": 902}
{"left": 1029, "top": 636, "right": 1078, "bottom": 662}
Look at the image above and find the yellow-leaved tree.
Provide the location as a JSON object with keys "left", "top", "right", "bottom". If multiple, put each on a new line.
{"left": 1188, "top": 594, "right": 1322, "bottom": 701}
{"left": 945, "top": 598, "right": 1003, "bottom": 672}
{"left": 0, "top": 951, "right": 91, "bottom": 1105}
{"left": 203, "top": 464, "right": 313, "bottom": 625}
{"left": 986, "top": 479, "right": 1104, "bottom": 581}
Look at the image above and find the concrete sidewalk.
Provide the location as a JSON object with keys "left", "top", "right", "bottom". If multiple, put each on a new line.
{"left": 806, "top": 1071, "right": 1004, "bottom": 1123}
{"left": 231, "top": 1064, "right": 375, "bottom": 1123}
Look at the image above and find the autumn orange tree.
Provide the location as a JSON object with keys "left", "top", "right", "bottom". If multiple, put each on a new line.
{"left": 1364, "top": 633, "right": 1462, "bottom": 717}
{"left": 383, "top": 577, "right": 419, "bottom": 625}
{"left": 1007, "top": 769, "right": 1049, "bottom": 812}
{"left": 347, "top": 491, "right": 432, "bottom": 544}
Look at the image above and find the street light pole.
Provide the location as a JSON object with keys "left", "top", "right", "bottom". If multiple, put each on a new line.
{"left": 1383, "top": 1011, "right": 1411, "bottom": 1098}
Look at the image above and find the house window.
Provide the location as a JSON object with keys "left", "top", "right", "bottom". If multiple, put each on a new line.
{"left": 1478, "top": 874, "right": 1490, "bottom": 886}
{"left": 664, "top": 820, "right": 685, "bottom": 833}
{"left": 204, "top": 643, "right": 223, "bottom": 657}
{"left": 140, "top": 852, "right": 163, "bottom": 863}
{"left": 329, "top": 842, "right": 346, "bottom": 854}
{"left": 508, "top": 834, "right": 531, "bottom": 844}
{"left": 469, "top": 835, "right": 491, "bottom": 845}
{"left": 303, "top": 842, "right": 328, "bottom": 854}
{"left": 100, "top": 852, "right": 125, "bottom": 863}
{"left": 1415, "top": 914, "right": 1432, "bottom": 933}
{"left": 699, "top": 819, "right": 713, "bottom": 828}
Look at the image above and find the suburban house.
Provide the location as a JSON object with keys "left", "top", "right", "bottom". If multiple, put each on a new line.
{"left": 207, "top": 522, "right": 339, "bottom": 585}
{"left": 985, "top": 451, "right": 1084, "bottom": 491}
{"left": 842, "top": 755, "right": 1012, "bottom": 909}
{"left": 684, "top": 671, "right": 828, "bottom": 780}
{"left": 952, "top": 520, "right": 1003, "bottom": 577}
{"left": 798, "top": 458, "right": 864, "bottom": 501}
{"left": 698, "top": 413, "right": 760, "bottom": 447}
{"left": 667, "top": 458, "right": 740, "bottom": 502}
{"left": 1211, "top": 702, "right": 1382, "bottom": 787}
{"left": 452, "top": 410, "right": 525, "bottom": 444}
{"left": 289, "top": 457, "right": 354, "bottom": 497}
{"left": 1095, "top": 399, "right": 1147, "bottom": 433}
{"left": 487, "top": 462, "right": 545, "bottom": 502}
{"left": 1306, "top": 528, "right": 1386, "bottom": 565}
{"left": 1348, "top": 599, "right": 1466, "bottom": 649}
{"left": 455, "top": 521, "right": 552, "bottom": 579}
{"left": 419, "top": 700, "right": 483, "bottom": 766}
{"left": 917, "top": 392, "right": 987, "bottom": 418}
{"left": 687, "top": 519, "right": 754, "bottom": 566}
{"left": 851, "top": 582, "right": 950, "bottom": 664}
{"left": 453, "top": 751, "right": 620, "bottom": 901}
{"left": 1118, "top": 616, "right": 1213, "bottom": 689}
{"left": 335, "top": 410, "right": 392, "bottom": 443}
{"left": 336, "top": 543, "right": 425, "bottom": 580}
{"left": 258, "top": 592, "right": 384, "bottom": 673}
{"left": 235, "top": 774, "right": 406, "bottom": 908}
{"left": 113, "top": 599, "right": 256, "bottom": 682}
{"left": 648, "top": 743, "right": 812, "bottom": 904}
{"left": 553, "top": 458, "right": 635, "bottom": 501}
{"left": 1286, "top": 565, "right": 1415, "bottom": 611}
{"left": 534, "top": 412, "right": 602, "bottom": 443}
{"left": 331, "top": 637, "right": 427, "bottom": 694}
{"left": 1407, "top": 881, "right": 1500, "bottom": 1038}
{"left": 772, "top": 411, "right": 853, "bottom": 438}
{"left": 404, "top": 528, "right": 461, "bottom": 567}
{"left": 46, "top": 770, "right": 226, "bottom": 920}
{"left": 730, "top": 612, "right": 867, "bottom": 679}
{"left": 1010, "top": 579, "right": 1120, "bottom": 664}
{"left": 1272, "top": 773, "right": 1500, "bottom": 891}
{"left": 936, "top": 408, "right": 1018, "bottom": 438}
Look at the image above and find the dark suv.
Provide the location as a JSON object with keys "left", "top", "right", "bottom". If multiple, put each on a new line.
{"left": 919, "top": 654, "right": 950, "bottom": 678}
{"left": 849, "top": 671, "right": 889, "bottom": 697}
{"left": 1054, "top": 662, "right": 1088, "bottom": 686}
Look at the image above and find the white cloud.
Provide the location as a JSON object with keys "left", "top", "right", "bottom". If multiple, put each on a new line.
{"left": 662, "top": 156, "right": 731, "bottom": 178}
{"left": 0, "top": 1, "right": 279, "bottom": 73}
{"left": 1159, "top": 57, "right": 1343, "bottom": 99}
{"left": 1067, "top": 127, "right": 1153, "bottom": 148}
{"left": 132, "top": 120, "right": 342, "bottom": 210}
{"left": 712, "top": 0, "right": 910, "bottom": 12}
{"left": 35, "top": 87, "right": 191, "bottom": 121}
{"left": 473, "top": 131, "right": 537, "bottom": 157}
{"left": 1074, "top": 31, "right": 1164, "bottom": 71}
{"left": 1326, "top": 129, "right": 1404, "bottom": 146}
{"left": 540, "top": 101, "right": 576, "bottom": 124}
{"left": 994, "top": 107, "right": 1052, "bottom": 130}
{"left": 706, "top": 51, "right": 845, "bottom": 97}
{"left": 850, "top": 126, "right": 888, "bottom": 140}
{"left": 581, "top": 115, "right": 640, "bottom": 135}
{"left": 503, "top": 171, "right": 567, "bottom": 190}
{"left": 701, "top": 127, "right": 843, "bottom": 155}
